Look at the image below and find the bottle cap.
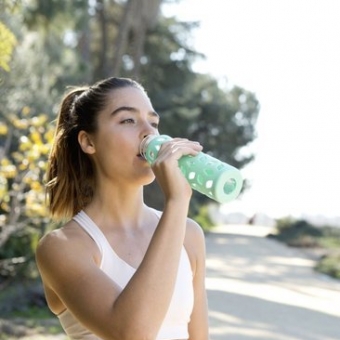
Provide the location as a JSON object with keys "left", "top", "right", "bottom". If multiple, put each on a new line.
{"left": 140, "top": 135, "right": 172, "bottom": 162}
{"left": 140, "top": 135, "right": 155, "bottom": 159}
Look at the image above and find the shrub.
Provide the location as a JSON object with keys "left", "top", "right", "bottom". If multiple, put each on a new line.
{"left": 316, "top": 252, "right": 340, "bottom": 279}
{"left": 193, "top": 205, "right": 214, "bottom": 232}
{"left": 270, "top": 219, "right": 322, "bottom": 247}
{"left": 269, "top": 218, "right": 340, "bottom": 280}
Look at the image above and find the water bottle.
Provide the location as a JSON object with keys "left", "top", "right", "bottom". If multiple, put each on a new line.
{"left": 140, "top": 135, "right": 243, "bottom": 203}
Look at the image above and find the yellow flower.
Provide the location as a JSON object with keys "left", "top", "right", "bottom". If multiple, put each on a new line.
{"left": 0, "top": 123, "right": 8, "bottom": 135}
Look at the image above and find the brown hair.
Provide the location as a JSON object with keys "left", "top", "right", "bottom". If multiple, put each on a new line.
{"left": 46, "top": 77, "right": 145, "bottom": 220}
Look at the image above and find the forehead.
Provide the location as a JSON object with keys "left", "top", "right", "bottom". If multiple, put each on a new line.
{"left": 108, "top": 86, "right": 152, "bottom": 108}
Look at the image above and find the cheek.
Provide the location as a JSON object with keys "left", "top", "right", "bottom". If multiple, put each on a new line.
{"left": 92, "top": 121, "right": 136, "bottom": 161}
{"left": 92, "top": 124, "right": 116, "bottom": 151}
{"left": 93, "top": 134, "right": 131, "bottom": 166}
{"left": 92, "top": 148, "right": 120, "bottom": 178}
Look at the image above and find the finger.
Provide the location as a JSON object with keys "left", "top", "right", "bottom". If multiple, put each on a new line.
{"left": 170, "top": 140, "right": 202, "bottom": 152}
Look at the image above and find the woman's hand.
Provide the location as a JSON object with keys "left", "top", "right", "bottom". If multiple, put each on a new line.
{"left": 151, "top": 138, "right": 203, "bottom": 201}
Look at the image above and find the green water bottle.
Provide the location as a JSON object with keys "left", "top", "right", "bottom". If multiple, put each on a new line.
{"left": 140, "top": 135, "right": 243, "bottom": 203}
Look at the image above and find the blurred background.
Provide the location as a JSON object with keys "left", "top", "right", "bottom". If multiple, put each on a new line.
{"left": 164, "top": 0, "right": 340, "bottom": 227}
{"left": 0, "top": 0, "right": 339, "bottom": 338}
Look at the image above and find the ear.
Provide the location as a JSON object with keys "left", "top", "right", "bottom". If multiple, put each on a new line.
{"left": 78, "top": 131, "right": 96, "bottom": 155}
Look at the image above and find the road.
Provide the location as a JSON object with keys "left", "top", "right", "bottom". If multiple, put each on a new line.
{"left": 205, "top": 224, "right": 340, "bottom": 340}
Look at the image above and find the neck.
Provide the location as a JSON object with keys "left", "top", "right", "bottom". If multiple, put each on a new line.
{"left": 84, "top": 181, "right": 149, "bottom": 232}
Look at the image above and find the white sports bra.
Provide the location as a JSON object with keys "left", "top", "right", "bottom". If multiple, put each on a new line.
{"left": 57, "top": 210, "right": 194, "bottom": 340}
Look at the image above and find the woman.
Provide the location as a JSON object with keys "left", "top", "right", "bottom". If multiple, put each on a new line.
{"left": 36, "top": 77, "right": 210, "bottom": 340}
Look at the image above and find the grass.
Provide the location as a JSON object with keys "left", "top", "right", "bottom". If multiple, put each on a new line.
{"left": 0, "top": 313, "right": 65, "bottom": 340}
{"left": 0, "top": 280, "right": 65, "bottom": 339}
{"left": 316, "top": 254, "right": 340, "bottom": 279}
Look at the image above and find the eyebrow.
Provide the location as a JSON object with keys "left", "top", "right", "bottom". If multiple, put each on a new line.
{"left": 111, "top": 106, "right": 160, "bottom": 119}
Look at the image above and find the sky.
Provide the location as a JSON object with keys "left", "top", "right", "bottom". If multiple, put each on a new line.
{"left": 162, "top": 0, "right": 340, "bottom": 220}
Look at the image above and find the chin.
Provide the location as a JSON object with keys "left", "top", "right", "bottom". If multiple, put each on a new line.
{"left": 136, "top": 170, "right": 155, "bottom": 186}
{"left": 143, "top": 174, "right": 156, "bottom": 186}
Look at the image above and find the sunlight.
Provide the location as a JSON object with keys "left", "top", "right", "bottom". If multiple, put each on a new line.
{"left": 206, "top": 277, "right": 340, "bottom": 317}
{"left": 162, "top": 0, "right": 340, "bottom": 222}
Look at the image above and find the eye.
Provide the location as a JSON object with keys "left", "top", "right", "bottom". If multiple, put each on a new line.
{"left": 151, "top": 121, "right": 159, "bottom": 128}
{"left": 121, "top": 118, "right": 135, "bottom": 124}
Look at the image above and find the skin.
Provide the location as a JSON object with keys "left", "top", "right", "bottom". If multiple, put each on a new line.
{"left": 35, "top": 86, "right": 210, "bottom": 340}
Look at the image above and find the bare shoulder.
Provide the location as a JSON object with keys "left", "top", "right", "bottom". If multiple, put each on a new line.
{"left": 184, "top": 217, "right": 206, "bottom": 275}
{"left": 37, "top": 220, "right": 84, "bottom": 258}
{"left": 185, "top": 217, "right": 205, "bottom": 245}
{"left": 35, "top": 220, "right": 98, "bottom": 287}
{"left": 152, "top": 207, "right": 205, "bottom": 246}
{"left": 36, "top": 223, "right": 67, "bottom": 261}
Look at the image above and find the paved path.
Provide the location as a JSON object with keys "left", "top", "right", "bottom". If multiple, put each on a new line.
{"left": 205, "top": 224, "right": 340, "bottom": 340}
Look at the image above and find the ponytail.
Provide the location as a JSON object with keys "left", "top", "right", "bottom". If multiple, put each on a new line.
{"left": 46, "top": 87, "right": 94, "bottom": 220}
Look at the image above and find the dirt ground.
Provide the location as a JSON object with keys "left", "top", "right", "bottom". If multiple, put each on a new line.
{"left": 206, "top": 224, "right": 340, "bottom": 340}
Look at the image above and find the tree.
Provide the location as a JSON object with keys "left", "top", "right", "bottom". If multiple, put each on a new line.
{"left": 0, "top": 110, "right": 54, "bottom": 284}
{"left": 137, "top": 16, "right": 259, "bottom": 211}
{"left": 0, "top": 0, "right": 259, "bottom": 288}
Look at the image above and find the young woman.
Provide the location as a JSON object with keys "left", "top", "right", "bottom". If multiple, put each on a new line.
{"left": 36, "top": 77, "right": 210, "bottom": 340}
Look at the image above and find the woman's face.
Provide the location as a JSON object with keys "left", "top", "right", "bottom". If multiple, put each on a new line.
{"left": 87, "top": 86, "right": 160, "bottom": 185}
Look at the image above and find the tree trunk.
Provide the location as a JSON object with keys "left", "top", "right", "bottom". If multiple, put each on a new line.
{"left": 129, "top": 0, "right": 145, "bottom": 79}
{"left": 95, "top": 0, "right": 109, "bottom": 79}
{"left": 78, "top": 8, "right": 92, "bottom": 82}
{"left": 130, "top": 0, "right": 162, "bottom": 79}
{"left": 111, "top": 0, "right": 162, "bottom": 77}
{"left": 111, "top": 0, "right": 136, "bottom": 76}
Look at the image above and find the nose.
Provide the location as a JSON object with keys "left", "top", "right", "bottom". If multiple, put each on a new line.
{"left": 141, "top": 122, "right": 158, "bottom": 140}
{"left": 142, "top": 132, "right": 157, "bottom": 144}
